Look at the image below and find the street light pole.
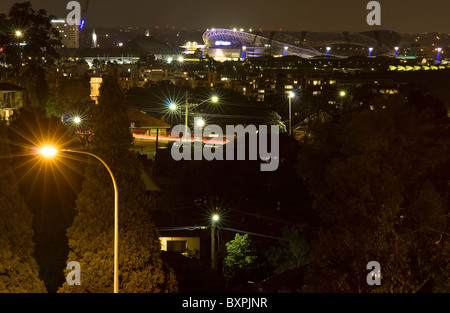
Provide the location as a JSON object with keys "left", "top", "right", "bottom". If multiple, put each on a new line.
{"left": 211, "top": 214, "right": 219, "bottom": 270}
{"left": 185, "top": 91, "right": 189, "bottom": 141}
{"left": 62, "top": 149, "right": 119, "bottom": 294}
{"left": 288, "top": 92, "right": 295, "bottom": 136}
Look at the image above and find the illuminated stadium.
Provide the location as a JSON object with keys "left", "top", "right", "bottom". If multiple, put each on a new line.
{"left": 203, "top": 28, "right": 401, "bottom": 61}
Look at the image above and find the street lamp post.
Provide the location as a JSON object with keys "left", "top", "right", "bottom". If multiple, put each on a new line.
{"left": 170, "top": 91, "right": 218, "bottom": 141}
{"left": 288, "top": 92, "right": 295, "bottom": 136}
{"left": 40, "top": 147, "right": 119, "bottom": 293}
{"left": 14, "top": 30, "right": 23, "bottom": 84}
{"left": 211, "top": 214, "right": 220, "bottom": 270}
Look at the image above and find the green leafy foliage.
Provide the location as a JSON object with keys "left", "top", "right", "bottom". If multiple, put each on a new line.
{"left": 223, "top": 233, "right": 257, "bottom": 283}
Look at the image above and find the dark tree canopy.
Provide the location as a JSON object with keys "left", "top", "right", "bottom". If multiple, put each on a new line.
{"left": 0, "top": 120, "right": 47, "bottom": 293}
{"left": 59, "top": 74, "right": 177, "bottom": 293}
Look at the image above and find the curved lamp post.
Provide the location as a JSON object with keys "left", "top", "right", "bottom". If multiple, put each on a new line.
{"left": 40, "top": 147, "right": 119, "bottom": 293}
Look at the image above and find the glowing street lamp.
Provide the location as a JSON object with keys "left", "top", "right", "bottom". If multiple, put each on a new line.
{"left": 73, "top": 116, "right": 82, "bottom": 125}
{"left": 211, "top": 95, "right": 219, "bottom": 104}
{"left": 339, "top": 90, "right": 347, "bottom": 97}
{"left": 40, "top": 146, "right": 58, "bottom": 158}
{"left": 196, "top": 118, "right": 205, "bottom": 128}
{"left": 212, "top": 214, "right": 220, "bottom": 223}
{"left": 169, "top": 103, "right": 178, "bottom": 111}
{"left": 177, "top": 56, "right": 184, "bottom": 63}
{"left": 181, "top": 93, "right": 219, "bottom": 140}
{"left": 38, "top": 146, "right": 119, "bottom": 293}
{"left": 15, "top": 30, "right": 23, "bottom": 38}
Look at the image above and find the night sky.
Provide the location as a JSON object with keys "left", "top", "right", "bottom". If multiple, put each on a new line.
{"left": 0, "top": 0, "right": 449, "bottom": 33}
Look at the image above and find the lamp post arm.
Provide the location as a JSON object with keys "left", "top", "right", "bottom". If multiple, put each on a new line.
{"left": 62, "top": 149, "right": 119, "bottom": 294}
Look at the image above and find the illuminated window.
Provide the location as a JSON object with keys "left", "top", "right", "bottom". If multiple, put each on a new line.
{"left": 167, "top": 241, "right": 187, "bottom": 253}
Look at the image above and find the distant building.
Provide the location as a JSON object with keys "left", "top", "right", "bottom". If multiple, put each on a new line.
{"left": 0, "top": 82, "right": 25, "bottom": 121}
{"left": 51, "top": 18, "right": 80, "bottom": 49}
{"left": 203, "top": 29, "right": 401, "bottom": 60}
{"left": 90, "top": 76, "right": 103, "bottom": 104}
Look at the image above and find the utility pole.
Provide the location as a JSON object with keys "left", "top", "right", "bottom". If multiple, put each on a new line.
{"left": 211, "top": 214, "right": 220, "bottom": 270}
{"left": 211, "top": 224, "right": 216, "bottom": 269}
{"left": 185, "top": 90, "right": 189, "bottom": 140}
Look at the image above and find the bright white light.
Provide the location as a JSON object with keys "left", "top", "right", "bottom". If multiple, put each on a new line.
{"left": 288, "top": 92, "right": 295, "bottom": 99}
{"left": 211, "top": 96, "right": 219, "bottom": 103}
{"left": 212, "top": 214, "right": 220, "bottom": 222}
{"left": 340, "top": 91, "right": 347, "bottom": 97}
{"left": 73, "top": 116, "right": 82, "bottom": 124}
{"left": 167, "top": 57, "right": 173, "bottom": 63}
{"left": 15, "top": 30, "right": 22, "bottom": 37}
{"left": 196, "top": 118, "right": 205, "bottom": 128}
{"left": 169, "top": 103, "right": 177, "bottom": 111}
{"left": 178, "top": 56, "right": 184, "bottom": 62}
{"left": 41, "top": 146, "right": 58, "bottom": 158}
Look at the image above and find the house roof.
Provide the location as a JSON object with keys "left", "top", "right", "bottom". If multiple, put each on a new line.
{"left": 127, "top": 108, "right": 171, "bottom": 128}
{"left": 0, "top": 82, "right": 25, "bottom": 91}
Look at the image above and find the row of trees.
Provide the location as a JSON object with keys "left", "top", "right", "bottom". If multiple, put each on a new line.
{"left": 1, "top": 73, "right": 178, "bottom": 292}
{"left": 218, "top": 90, "right": 450, "bottom": 292}
{"left": 0, "top": 2, "right": 61, "bottom": 110}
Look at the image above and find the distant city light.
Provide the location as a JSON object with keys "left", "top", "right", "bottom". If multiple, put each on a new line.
{"left": 169, "top": 103, "right": 177, "bottom": 111}
{"left": 177, "top": 56, "right": 184, "bottom": 62}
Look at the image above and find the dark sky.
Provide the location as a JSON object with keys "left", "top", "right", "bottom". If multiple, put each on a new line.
{"left": 1, "top": 0, "right": 449, "bottom": 33}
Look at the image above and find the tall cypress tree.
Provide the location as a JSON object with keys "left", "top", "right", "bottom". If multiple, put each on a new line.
{"left": 59, "top": 74, "right": 177, "bottom": 293}
{"left": 0, "top": 121, "right": 47, "bottom": 293}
